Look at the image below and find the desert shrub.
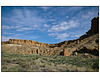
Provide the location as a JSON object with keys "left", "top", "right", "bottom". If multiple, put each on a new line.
{"left": 1, "top": 52, "right": 99, "bottom": 72}
{"left": 92, "top": 59, "right": 99, "bottom": 69}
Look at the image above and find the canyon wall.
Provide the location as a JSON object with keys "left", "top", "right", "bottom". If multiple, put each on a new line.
{"left": 1, "top": 16, "right": 99, "bottom": 56}
{"left": 2, "top": 39, "right": 49, "bottom": 47}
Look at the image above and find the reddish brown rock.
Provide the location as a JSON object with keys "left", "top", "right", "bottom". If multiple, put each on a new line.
{"left": 64, "top": 49, "right": 70, "bottom": 56}
{"left": 1, "top": 42, "right": 6, "bottom": 44}
{"left": 1, "top": 16, "right": 99, "bottom": 56}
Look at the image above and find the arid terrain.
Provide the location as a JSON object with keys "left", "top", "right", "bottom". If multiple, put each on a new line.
{"left": 1, "top": 52, "right": 99, "bottom": 72}
{"left": 1, "top": 16, "right": 99, "bottom": 72}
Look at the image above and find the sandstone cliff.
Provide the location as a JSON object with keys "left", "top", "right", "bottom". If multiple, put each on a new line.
{"left": 1, "top": 16, "right": 99, "bottom": 56}
{"left": 62, "top": 16, "right": 99, "bottom": 56}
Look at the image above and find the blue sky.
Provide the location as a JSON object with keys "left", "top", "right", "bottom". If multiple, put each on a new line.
{"left": 2, "top": 6, "right": 98, "bottom": 44}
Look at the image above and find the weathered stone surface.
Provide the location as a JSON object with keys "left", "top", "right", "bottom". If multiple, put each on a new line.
{"left": 1, "top": 16, "right": 99, "bottom": 56}
{"left": 74, "top": 52, "right": 78, "bottom": 55}
{"left": 88, "top": 17, "right": 99, "bottom": 34}
{"left": 64, "top": 49, "right": 70, "bottom": 56}
{"left": 1, "top": 42, "right": 6, "bottom": 44}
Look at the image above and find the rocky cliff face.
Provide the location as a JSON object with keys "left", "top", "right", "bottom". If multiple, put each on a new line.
{"left": 63, "top": 16, "right": 99, "bottom": 56}
{"left": 87, "top": 17, "right": 99, "bottom": 34}
{"left": 79, "top": 17, "right": 99, "bottom": 40}
{"left": 2, "top": 39, "right": 49, "bottom": 47}
{"left": 1, "top": 16, "right": 99, "bottom": 56}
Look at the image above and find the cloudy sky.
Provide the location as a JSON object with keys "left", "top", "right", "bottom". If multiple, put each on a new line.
{"left": 2, "top": 6, "right": 98, "bottom": 44}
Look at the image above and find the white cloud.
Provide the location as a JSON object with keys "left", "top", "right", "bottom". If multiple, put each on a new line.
{"left": 16, "top": 24, "right": 41, "bottom": 31}
{"left": 2, "top": 25, "right": 22, "bottom": 30}
{"left": 3, "top": 32, "right": 13, "bottom": 35}
{"left": 55, "top": 33, "right": 69, "bottom": 40}
{"left": 44, "top": 24, "right": 49, "bottom": 27}
{"left": 48, "top": 20, "right": 79, "bottom": 32}
{"left": 49, "top": 19, "right": 55, "bottom": 21}
{"left": 2, "top": 7, "right": 98, "bottom": 43}
{"left": 66, "top": 16, "right": 69, "bottom": 18}
{"left": 49, "top": 33, "right": 69, "bottom": 41}
{"left": 16, "top": 28, "right": 33, "bottom": 31}
{"left": 33, "top": 25, "right": 39, "bottom": 28}
{"left": 48, "top": 33, "right": 58, "bottom": 37}
{"left": 2, "top": 25, "right": 11, "bottom": 29}
{"left": 48, "top": 20, "right": 79, "bottom": 41}
{"left": 52, "top": 22, "right": 57, "bottom": 25}
{"left": 81, "top": 12, "right": 95, "bottom": 20}
{"left": 2, "top": 8, "right": 47, "bottom": 32}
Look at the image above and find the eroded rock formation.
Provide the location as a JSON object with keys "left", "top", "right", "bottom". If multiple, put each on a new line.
{"left": 1, "top": 16, "right": 99, "bottom": 56}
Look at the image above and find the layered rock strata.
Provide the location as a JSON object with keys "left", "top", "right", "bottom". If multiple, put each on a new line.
{"left": 1, "top": 16, "right": 99, "bottom": 56}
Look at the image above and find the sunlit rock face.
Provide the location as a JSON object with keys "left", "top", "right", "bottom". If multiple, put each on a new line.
{"left": 1, "top": 16, "right": 99, "bottom": 56}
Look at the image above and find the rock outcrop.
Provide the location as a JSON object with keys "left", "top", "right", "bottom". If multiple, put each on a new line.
{"left": 64, "top": 49, "right": 71, "bottom": 56}
{"left": 2, "top": 39, "right": 49, "bottom": 47}
{"left": 87, "top": 17, "right": 99, "bottom": 34}
{"left": 63, "top": 16, "right": 99, "bottom": 56}
{"left": 79, "top": 17, "right": 99, "bottom": 40}
{"left": 1, "top": 16, "right": 99, "bottom": 56}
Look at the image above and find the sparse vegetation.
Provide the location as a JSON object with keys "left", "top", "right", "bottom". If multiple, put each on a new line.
{"left": 1, "top": 52, "right": 99, "bottom": 72}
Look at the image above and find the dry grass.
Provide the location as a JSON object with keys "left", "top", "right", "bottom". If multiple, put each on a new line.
{"left": 1, "top": 52, "right": 99, "bottom": 72}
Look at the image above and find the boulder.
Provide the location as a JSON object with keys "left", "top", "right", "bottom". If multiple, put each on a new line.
{"left": 74, "top": 52, "right": 78, "bottom": 55}
{"left": 64, "top": 49, "right": 70, "bottom": 56}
